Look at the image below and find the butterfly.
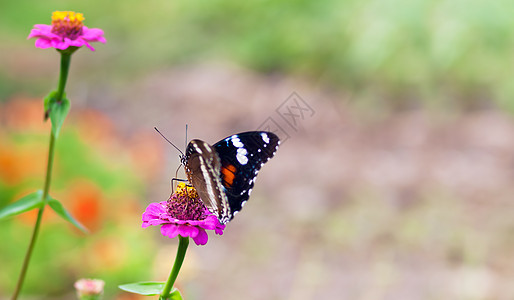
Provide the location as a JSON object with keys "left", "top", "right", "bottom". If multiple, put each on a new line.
{"left": 181, "top": 131, "right": 280, "bottom": 224}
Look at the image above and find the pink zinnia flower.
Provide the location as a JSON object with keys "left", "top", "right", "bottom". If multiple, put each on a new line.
{"left": 27, "top": 11, "right": 106, "bottom": 51}
{"left": 142, "top": 183, "right": 226, "bottom": 246}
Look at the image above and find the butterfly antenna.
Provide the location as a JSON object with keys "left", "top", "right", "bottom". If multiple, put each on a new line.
{"left": 185, "top": 124, "right": 188, "bottom": 150}
{"left": 154, "top": 127, "right": 184, "bottom": 156}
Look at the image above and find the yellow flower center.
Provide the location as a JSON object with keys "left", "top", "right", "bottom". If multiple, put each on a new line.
{"left": 176, "top": 183, "right": 199, "bottom": 199}
{"left": 51, "top": 11, "right": 84, "bottom": 39}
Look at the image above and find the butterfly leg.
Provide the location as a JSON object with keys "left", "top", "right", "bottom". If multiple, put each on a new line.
{"left": 168, "top": 162, "right": 189, "bottom": 195}
{"left": 170, "top": 177, "right": 189, "bottom": 195}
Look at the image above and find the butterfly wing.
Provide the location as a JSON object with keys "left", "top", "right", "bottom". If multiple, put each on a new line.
{"left": 213, "top": 131, "right": 280, "bottom": 220}
{"left": 184, "top": 140, "right": 230, "bottom": 221}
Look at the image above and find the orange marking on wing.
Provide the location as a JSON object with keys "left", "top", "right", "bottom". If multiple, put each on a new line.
{"left": 221, "top": 164, "right": 237, "bottom": 187}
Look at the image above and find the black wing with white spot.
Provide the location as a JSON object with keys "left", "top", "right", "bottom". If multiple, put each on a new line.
{"left": 213, "top": 131, "right": 280, "bottom": 221}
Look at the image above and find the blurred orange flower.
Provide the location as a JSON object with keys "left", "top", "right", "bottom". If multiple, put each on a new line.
{"left": 0, "top": 140, "right": 46, "bottom": 185}
{"left": 68, "top": 180, "right": 103, "bottom": 232}
{"left": 1, "top": 96, "right": 50, "bottom": 132}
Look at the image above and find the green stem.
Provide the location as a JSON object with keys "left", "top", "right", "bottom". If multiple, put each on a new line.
{"left": 11, "top": 52, "right": 70, "bottom": 300}
{"left": 12, "top": 132, "right": 56, "bottom": 300}
{"left": 160, "top": 236, "right": 189, "bottom": 300}
{"left": 56, "top": 53, "right": 71, "bottom": 101}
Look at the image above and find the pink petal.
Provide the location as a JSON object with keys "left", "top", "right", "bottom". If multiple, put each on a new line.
{"left": 66, "top": 38, "right": 94, "bottom": 51}
{"left": 27, "top": 30, "right": 42, "bottom": 39}
{"left": 82, "top": 27, "right": 106, "bottom": 42}
{"left": 67, "top": 39, "right": 85, "bottom": 47}
{"left": 143, "top": 218, "right": 168, "bottom": 227}
{"left": 177, "top": 224, "right": 199, "bottom": 238}
{"left": 141, "top": 215, "right": 157, "bottom": 224}
{"left": 51, "top": 40, "right": 70, "bottom": 50}
{"left": 34, "top": 38, "right": 53, "bottom": 49}
{"left": 142, "top": 214, "right": 158, "bottom": 222}
{"left": 142, "top": 212, "right": 157, "bottom": 222}
{"left": 82, "top": 41, "right": 96, "bottom": 51}
{"left": 214, "top": 226, "right": 224, "bottom": 235}
{"left": 167, "top": 218, "right": 185, "bottom": 225}
{"left": 161, "top": 224, "right": 180, "bottom": 239}
{"left": 200, "top": 216, "right": 220, "bottom": 230}
{"left": 28, "top": 25, "right": 61, "bottom": 41}
{"left": 143, "top": 202, "right": 166, "bottom": 215}
{"left": 192, "top": 229, "right": 208, "bottom": 245}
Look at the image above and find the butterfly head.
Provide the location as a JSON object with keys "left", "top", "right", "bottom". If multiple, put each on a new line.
{"left": 179, "top": 153, "right": 191, "bottom": 180}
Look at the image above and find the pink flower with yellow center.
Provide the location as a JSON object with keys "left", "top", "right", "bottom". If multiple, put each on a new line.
{"left": 27, "top": 11, "right": 106, "bottom": 51}
{"left": 142, "top": 183, "right": 226, "bottom": 246}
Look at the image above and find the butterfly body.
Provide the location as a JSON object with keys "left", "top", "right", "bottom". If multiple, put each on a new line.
{"left": 182, "top": 131, "right": 280, "bottom": 224}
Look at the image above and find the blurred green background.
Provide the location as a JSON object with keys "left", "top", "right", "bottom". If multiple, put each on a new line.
{"left": 2, "top": 0, "right": 514, "bottom": 112}
{"left": 2, "top": 0, "right": 514, "bottom": 299}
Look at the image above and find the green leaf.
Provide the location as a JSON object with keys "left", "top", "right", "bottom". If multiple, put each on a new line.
{"left": 49, "top": 97, "right": 70, "bottom": 138}
{"left": 119, "top": 282, "right": 170, "bottom": 296}
{"left": 167, "top": 289, "right": 183, "bottom": 300}
{"left": 0, "top": 190, "right": 44, "bottom": 219}
{"left": 43, "top": 90, "right": 59, "bottom": 117}
{"left": 47, "top": 197, "right": 88, "bottom": 233}
{"left": 43, "top": 90, "right": 70, "bottom": 137}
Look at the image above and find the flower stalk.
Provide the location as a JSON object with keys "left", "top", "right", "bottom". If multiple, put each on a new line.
{"left": 12, "top": 48, "right": 71, "bottom": 300}
{"left": 56, "top": 52, "right": 72, "bottom": 102}
{"left": 160, "top": 236, "right": 189, "bottom": 300}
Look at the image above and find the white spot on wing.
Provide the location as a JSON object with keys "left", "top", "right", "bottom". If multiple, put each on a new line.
{"left": 193, "top": 143, "right": 203, "bottom": 154}
{"left": 237, "top": 148, "right": 248, "bottom": 165}
{"left": 231, "top": 136, "right": 244, "bottom": 148}
{"left": 261, "top": 132, "right": 270, "bottom": 144}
